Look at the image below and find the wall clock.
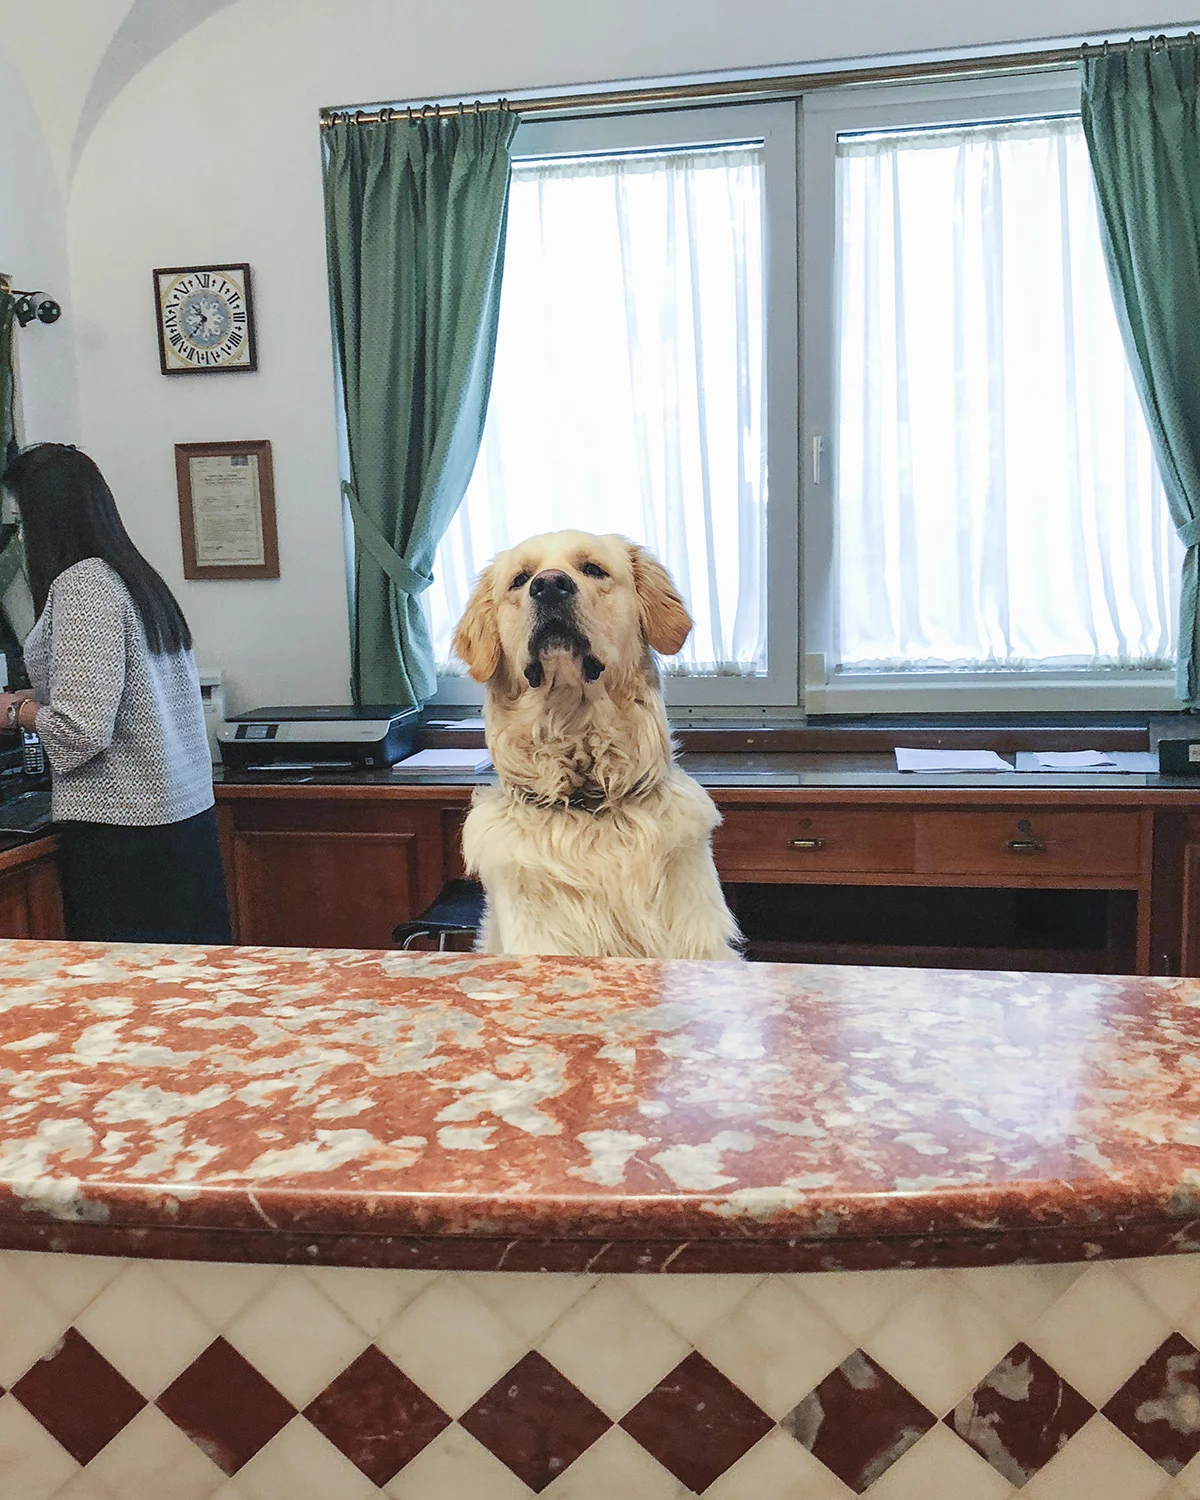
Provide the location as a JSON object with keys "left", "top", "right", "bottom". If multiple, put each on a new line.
{"left": 153, "top": 263, "right": 257, "bottom": 374}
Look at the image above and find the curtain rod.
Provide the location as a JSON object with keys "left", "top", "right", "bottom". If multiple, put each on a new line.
{"left": 319, "top": 29, "right": 1198, "bottom": 128}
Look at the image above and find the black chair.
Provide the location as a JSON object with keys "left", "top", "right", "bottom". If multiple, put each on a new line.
{"left": 392, "top": 879, "right": 486, "bottom": 950}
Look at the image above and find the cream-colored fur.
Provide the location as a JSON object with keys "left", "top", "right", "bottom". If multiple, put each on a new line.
{"left": 452, "top": 530, "right": 740, "bottom": 960}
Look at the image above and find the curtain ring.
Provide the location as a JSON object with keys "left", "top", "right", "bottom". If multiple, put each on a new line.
{"left": 354, "top": 109, "right": 364, "bottom": 125}
{"left": 406, "top": 106, "right": 414, "bottom": 123}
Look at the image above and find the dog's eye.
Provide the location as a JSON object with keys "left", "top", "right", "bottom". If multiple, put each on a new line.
{"left": 581, "top": 562, "right": 608, "bottom": 579}
{"left": 510, "top": 571, "right": 530, "bottom": 590}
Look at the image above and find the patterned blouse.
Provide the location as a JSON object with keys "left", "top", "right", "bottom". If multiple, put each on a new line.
{"left": 22, "top": 558, "right": 214, "bottom": 826}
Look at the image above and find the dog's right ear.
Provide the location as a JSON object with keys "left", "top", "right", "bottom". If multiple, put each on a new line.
{"left": 452, "top": 565, "right": 501, "bottom": 682}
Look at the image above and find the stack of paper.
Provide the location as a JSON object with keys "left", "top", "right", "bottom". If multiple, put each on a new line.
{"left": 1013, "top": 750, "right": 1159, "bottom": 774}
{"left": 392, "top": 748, "right": 492, "bottom": 773}
{"left": 894, "top": 747, "right": 1012, "bottom": 773}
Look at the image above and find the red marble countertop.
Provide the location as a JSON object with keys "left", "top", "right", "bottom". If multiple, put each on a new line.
{"left": 1, "top": 940, "right": 1199, "bottom": 1273}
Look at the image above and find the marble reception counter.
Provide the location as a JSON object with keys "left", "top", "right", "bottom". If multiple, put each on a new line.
{"left": 5, "top": 941, "right": 1200, "bottom": 1498}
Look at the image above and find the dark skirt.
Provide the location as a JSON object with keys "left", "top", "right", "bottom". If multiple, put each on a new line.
{"left": 57, "top": 806, "right": 232, "bottom": 945}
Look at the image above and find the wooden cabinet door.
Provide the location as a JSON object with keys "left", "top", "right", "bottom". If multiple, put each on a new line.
{"left": 230, "top": 829, "right": 421, "bottom": 950}
{"left": 0, "top": 846, "right": 64, "bottom": 941}
{"left": 1181, "top": 842, "right": 1200, "bottom": 977}
{"left": 0, "top": 869, "right": 32, "bottom": 937}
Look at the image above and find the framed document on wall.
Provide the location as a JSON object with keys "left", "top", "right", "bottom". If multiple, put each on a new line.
{"left": 174, "top": 439, "right": 279, "bottom": 580}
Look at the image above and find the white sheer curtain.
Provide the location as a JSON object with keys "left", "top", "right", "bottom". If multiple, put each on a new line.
{"left": 427, "top": 145, "right": 768, "bottom": 676}
{"left": 836, "top": 115, "right": 1179, "bottom": 672}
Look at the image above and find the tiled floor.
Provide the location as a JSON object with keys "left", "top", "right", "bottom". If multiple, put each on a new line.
{"left": 2, "top": 1249, "right": 1200, "bottom": 1498}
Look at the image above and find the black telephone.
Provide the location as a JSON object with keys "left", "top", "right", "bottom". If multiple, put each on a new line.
{"left": 20, "top": 729, "right": 44, "bottom": 778}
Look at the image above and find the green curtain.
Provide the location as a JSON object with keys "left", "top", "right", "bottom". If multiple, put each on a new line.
{"left": 0, "top": 292, "right": 24, "bottom": 605}
{"left": 1082, "top": 44, "right": 1200, "bottom": 706}
{"left": 322, "top": 107, "right": 518, "bottom": 705}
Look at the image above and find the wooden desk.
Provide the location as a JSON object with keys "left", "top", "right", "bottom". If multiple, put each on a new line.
{"left": 213, "top": 759, "right": 1200, "bottom": 974}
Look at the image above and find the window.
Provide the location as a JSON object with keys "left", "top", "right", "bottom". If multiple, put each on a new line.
{"left": 803, "top": 74, "right": 1179, "bottom": 712}
{"left": 411, "top": 72, "right": 1179, "bottom": 712}
{"left": 427, "top": 105, "right": 798, "bottom": 706}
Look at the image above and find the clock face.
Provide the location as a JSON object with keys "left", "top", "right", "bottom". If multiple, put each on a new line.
{"left": 155, "top": 264, "right": 256, "bottom": 374}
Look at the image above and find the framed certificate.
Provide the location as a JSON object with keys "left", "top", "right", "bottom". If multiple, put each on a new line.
{"left": 174, "top": 439, "right": 279, "bottom": 580}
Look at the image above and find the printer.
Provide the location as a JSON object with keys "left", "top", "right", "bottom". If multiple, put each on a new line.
{"left": 218, "top": 705, "right": 420, "bottom": 770}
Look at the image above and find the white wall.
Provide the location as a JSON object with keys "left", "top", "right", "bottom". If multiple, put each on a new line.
{"left": 65, "top": 0, "right": 1193, "bottom": 711}
{"left": 0, "top": 43, "right": 78, "bottom": 446}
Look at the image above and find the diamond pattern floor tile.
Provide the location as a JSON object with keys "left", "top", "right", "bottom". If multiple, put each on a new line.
{"left": 301, "top": 1267, "right": 436, "bottom": 1340}
{"left": 864, "top": 1422, "right": 1015, "bottom": 1500}
{"left": 83, "top": 1404, "right": 227, "bottom": 1500}
{"left": 469, "top": 1272, "right": 596, "bottom": 1343}
{"left": 156, "top": 1337, "right": 295, "bottom": 1475}
{"left": 796, "top": 1269, "right": 935, "bottom": 1346}
{"left": 376, "top": 1275, "right": 527, "bottom": 1418}
{"left": 459, "top": 1350, "right": 611, "bottom": 1493}
{"left": 12, "top": 1253, "right": 124, "bottom": 1323}
{"left": 0, "top": 1391, "right": 83, "bottom": 1500}
{"left": 537, "top": 1279, "right": 691, "bottom": 1418}
{"left": 1020, "top": 1414, "right": 1172, "bottom": 1500}
{"left": 945, "top": 1341, "right": 1093, "bottom": 1487}
{"left": 11, "top": 1328, "right": 146, "bottom": 1466}
{"left": 697, "top": 1276, "right": 856, "bottom": 1420}
{"left": 864, "top": 1274, "right": 1017, "bottom": 1417}
{"left": 540, "top": 1425, "right": 691, "bottom": 1500}
{"left": 230, "top": 1414, "right": 379, "bottom": 1500}
{"left": 154, "top": 1261, "right": 281, "bottom": 1331}
{"left": 620, "top": 1351, "right": 775, "bottom": 1493}
{"left": 74, "top": 1263, "right": 215, "bottom": 1399}
{"left": 223, "top": 1273, "right": 369, "bottom": 1408}
{"left": 384, "top": 1424, "right": 535, "bottom": 1500}
{"left": 1029, "top": 1264, "right": 1173, "bottom": 1407}
{"left": 624, "top": 1273, "right": 761, "bottom": 1343}
{"left": 1116, "top": 1258, "right": 1200, "bottom": 1327}
{"left": 0, "top": 1270, "right": 70, "bottom": 1387}
{"left": 1103, "top": 1333, "right": 1200, "bottom": 1476}
{"left": 704, "top": 1425, "right": 856, "bottom": 1500}
{"left": 781, "top": 1349, "right": 935, "bottom": 1495}
{"left": 302, "top": 1345, "right": 450, "bottom": 1485}
{"left": 954, "top": 1263, "right": 1085, "bottom": 1334}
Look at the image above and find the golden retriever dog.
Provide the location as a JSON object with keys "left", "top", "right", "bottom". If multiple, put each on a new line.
{"left": 452, "top": 531, "right": 740, "bottom": 959}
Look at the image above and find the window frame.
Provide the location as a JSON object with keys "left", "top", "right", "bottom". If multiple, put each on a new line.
{"left": 799, "top": 70, "right": 1181, "bottom": 715}
{"left": 428, "top": 101, "right": 800, "bottom": 708}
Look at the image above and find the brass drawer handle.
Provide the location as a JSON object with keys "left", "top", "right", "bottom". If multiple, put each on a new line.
{"left": 1006, "top": 838, "right": 1046, "bottom": 854}
{"left": 790, "top": 838, "right": 827, "bottom": 851}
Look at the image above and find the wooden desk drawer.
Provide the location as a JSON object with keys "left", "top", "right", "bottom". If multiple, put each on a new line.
{"left": 914, "top": 810, "right": 1144, "bottom": 879}
{"left": 713, "top": 808, "right": 914, "bottom": 874}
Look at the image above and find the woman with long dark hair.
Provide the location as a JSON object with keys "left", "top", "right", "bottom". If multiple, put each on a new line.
{"left": 0, "top": 443, "right": 230, "bottom": 943}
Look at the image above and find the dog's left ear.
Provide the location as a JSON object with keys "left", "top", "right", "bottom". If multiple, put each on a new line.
{"left": 629, "top": 544, "right": 692, "bottom": 655}
{"left": 453, "top": 564, "right": 501, "bottom": 682}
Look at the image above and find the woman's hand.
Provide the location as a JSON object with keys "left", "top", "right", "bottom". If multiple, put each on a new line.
{"left": 0, "top": 691, "right": 38, "bottom": 732}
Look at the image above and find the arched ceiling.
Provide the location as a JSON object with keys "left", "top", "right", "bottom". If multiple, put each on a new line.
{"left": 70, "top": 0, "right": 242, "bottom": 176}
{"left": 0, "top": 0, "right": 242, "bottom": 189}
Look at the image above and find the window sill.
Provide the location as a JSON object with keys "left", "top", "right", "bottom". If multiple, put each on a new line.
{"left": 803, "top": 671, "right": 1180, "bottom": 716}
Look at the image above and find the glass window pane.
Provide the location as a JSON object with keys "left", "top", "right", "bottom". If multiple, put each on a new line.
{"left": 428, "top": 144, "right": 769, "bottom": 677}
{"left": 835, "top": 115, "right": 1178, "bottom": 673}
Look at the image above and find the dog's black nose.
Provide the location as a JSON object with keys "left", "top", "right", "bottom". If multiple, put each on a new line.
{"left": 529, "top": 569, "right": 577, "bottom": 603}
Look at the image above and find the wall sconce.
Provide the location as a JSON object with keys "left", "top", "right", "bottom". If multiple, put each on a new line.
{"left": 0, "top": 275, "right": 61, "bottom": 328}
{"left": 12, "top": 292, "right": 60, "bottom": 327}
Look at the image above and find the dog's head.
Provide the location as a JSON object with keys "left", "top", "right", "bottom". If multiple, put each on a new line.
{"left": 453, "top": 531, "right": 692, "bottom": 690}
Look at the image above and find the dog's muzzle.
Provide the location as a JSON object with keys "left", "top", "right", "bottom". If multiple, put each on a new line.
{"left": 524, "top": 569, "right": 605, "bottom": 687}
